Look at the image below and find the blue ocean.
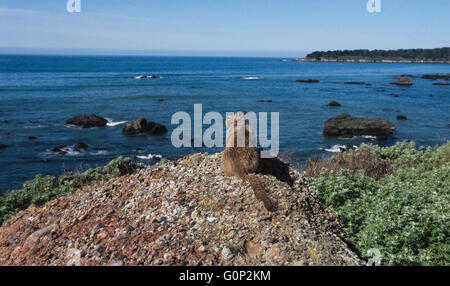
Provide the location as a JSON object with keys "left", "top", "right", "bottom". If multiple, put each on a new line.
{"left": 0, "top": 55, "right": 449, "bottom": 192}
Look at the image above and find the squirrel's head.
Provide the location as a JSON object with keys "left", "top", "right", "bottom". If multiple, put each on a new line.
{"left": 224, "top": 111, "right": 247, "bottom": 127}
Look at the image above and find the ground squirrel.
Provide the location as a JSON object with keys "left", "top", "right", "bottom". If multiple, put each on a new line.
{"left": 221, "top": 111, "right": 276, "bottom": 211}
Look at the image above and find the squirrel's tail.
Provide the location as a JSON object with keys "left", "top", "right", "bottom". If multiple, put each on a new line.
{"left": 243, "top": 174, "right": 276, "bottom": 211}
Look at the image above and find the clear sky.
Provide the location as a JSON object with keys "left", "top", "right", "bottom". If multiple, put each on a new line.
{"left": 0, "top": 0, "right": 449, "bottom": 57}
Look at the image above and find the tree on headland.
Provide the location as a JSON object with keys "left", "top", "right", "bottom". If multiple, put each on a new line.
{"left": 305, "top": 47, "right": 450, "bottom": 62}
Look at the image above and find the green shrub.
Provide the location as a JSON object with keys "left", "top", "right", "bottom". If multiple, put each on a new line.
{"left": 308, "top": 141, "right": 450, "bottom": 265}
{"left": 0, "top": 156, "right": 146, "bottom": 226}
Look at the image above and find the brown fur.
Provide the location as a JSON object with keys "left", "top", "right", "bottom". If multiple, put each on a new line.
{"left": 221, "top": 112, "right": 276, "bottom": 211}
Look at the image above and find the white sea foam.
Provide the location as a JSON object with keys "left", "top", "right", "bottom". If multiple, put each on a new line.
{"left": 242, "top": 76, "right": 263, "bottom": 80}
{"left": 106, "top": 118, "right": 127, "bottom": 127}
{"left": 91, "top": 150, "right": 109, "bottom": 155}
{"left": 136, "top": 153, "right": 162, "bottom": 160}
{"left": 324, "top": 144, "right": 358, "bottom": 153}
{"left": 324, "top": 144, "right": 347, "bottom": 153}
{"left": 362, "top": 135, "right": 377, "bottom": 140}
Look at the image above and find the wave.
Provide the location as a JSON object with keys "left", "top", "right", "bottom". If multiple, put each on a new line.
{"left": 134, "top": 75, "right": 163, "bottom": 79}
{"left": 242, "top": 76, "right": 264, "bottom": 80}
{"left": 324, "top": 144, "right": 347, "bottom": 153}
{"left": 136, "top": 153, "right": 162, "bottom": 160}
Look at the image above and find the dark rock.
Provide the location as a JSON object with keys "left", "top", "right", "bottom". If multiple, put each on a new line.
{"left": 390, "top": 94, "right": 400, "bottom": 97}
{"left": 123, "top": 118, "right": 168, "bottom": 136}
{"left": 158, "top": 99, "right": 164, "bottom": 102}
{"left": 397, "top": 115, "right": 407, "bottom": 120}
{"left": 296, "top": 79, "right": 320, "bottom": 83}
{"left": 73, "top": 141, "right": 88, "bottom": 151}
{"left": 257, "top": 100, "right": 273, "bottom": 103}
{"left": 323, "top": 113, "right": 396, "bottom": 140}
{"left": 432, "top": 82, "right": 450, "bottom": 86}
{"left": 66, "top": 114, "right": 107, "bottom": 128}
{"left": 0, "top": 144, "right": 7, "bottom": 149}
{"left": 52, "top": 146, "right": 67, "bottom": 155}
{"left": 1, "top": 120, "right": 7, "bottom": 124}
{"left": 28, "top": 136, "right": 37, "bottom": 140}
{"left": 421, "top": 74, "right": 450, "bottom": 80}
{"left": 393, "top": 76, "right": 412, "bottom": 86}
{"left": 344, "top": 81, "right": 367, "bottom": 85}
{"left": 328, "top": 100, "right": 341, "bottom": 107}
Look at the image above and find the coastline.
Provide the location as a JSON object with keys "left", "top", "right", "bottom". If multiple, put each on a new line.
{"left": 295, "top": 58, "right": 450, "bottom": 64}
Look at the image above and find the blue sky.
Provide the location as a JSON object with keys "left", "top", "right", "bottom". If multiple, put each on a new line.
{"left": 0, "top": 0, "right": 449, "bottom": 56}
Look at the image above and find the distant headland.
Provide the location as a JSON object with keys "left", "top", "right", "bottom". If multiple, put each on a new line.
{"left": 296, "top": 47, "right": 450, "bottom": 64}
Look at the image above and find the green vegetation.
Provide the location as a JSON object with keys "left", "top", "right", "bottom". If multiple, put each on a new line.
{"left": 305, "top": 47, "right": 450, "bottom": 62}
{"left": 0, "top": 157, "right": 150, "bottom": 226}
{"left": 306, "top": 141, "right": 450, "bottom": 265}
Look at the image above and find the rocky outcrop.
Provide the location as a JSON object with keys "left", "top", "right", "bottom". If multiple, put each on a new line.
{"left": 66, "top": 115, "right": 108, "bottom": 128}
{"left": 393, "top": 76, "right": 412, "bottom": 86}
{"left": 432, "top": 82, "right": 449, "bottom": 86}
{"left": 397, "top": 115, "right": 407, "bottom": 121}
{"left": 324, "top": 113, "right": 396, "bottom": 140}
{"left": 122, "top": 118, "right": 167, "bottom": 136}
{"left": 328, "top": 101, "right": 341, "bottom": 107}
{"left": 296, "top": 79, "right": 320, "bottom": 83}
{"left": 0, "top": 153, "right": 362, "bottom": 266}
{"left": 421, "top": 74, "right": 450, "bottom": 80}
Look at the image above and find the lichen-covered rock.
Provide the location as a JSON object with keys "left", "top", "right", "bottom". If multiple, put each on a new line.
{"left": 0, "top": 153, "right": 362, "bottom": 266}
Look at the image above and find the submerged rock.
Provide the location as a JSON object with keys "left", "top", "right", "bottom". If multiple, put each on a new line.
{"left": 123, "top": 118, "right": 167, "bottom": 136}
{"left": 328, "top": 100, "right": 341, "bottom": 107}
{"left": 66, "top": 115, "right": 108, "bottom": 128}
{"left": 397, "top": 115, "right": 407, "bottom": 120}
{"left": 344, "top": 81, "right": 370, "bottom": 85}
{"left": 296, "top": 79, "right": 320, "bottom": 83}
{"left": 324, "top": 113, "right": 396, "bottom": 140}
{"left": 0, "top": 144, "right": 7, "bottom": 149}
{"left": 0, "top": 153, "right": 362, "bottom": 266}
{"left": 28, "top": 136, "right": 37, "bottom": 140}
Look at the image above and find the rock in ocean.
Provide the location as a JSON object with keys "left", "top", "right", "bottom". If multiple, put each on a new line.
{"left": 66, "top": 114, "right": 108, "bottom": 128}
{"left": 324, "top": 113, "right": 396, "bottom": 140}
{"left": 122, "top": 117, "right": 167, "bottom": 135}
